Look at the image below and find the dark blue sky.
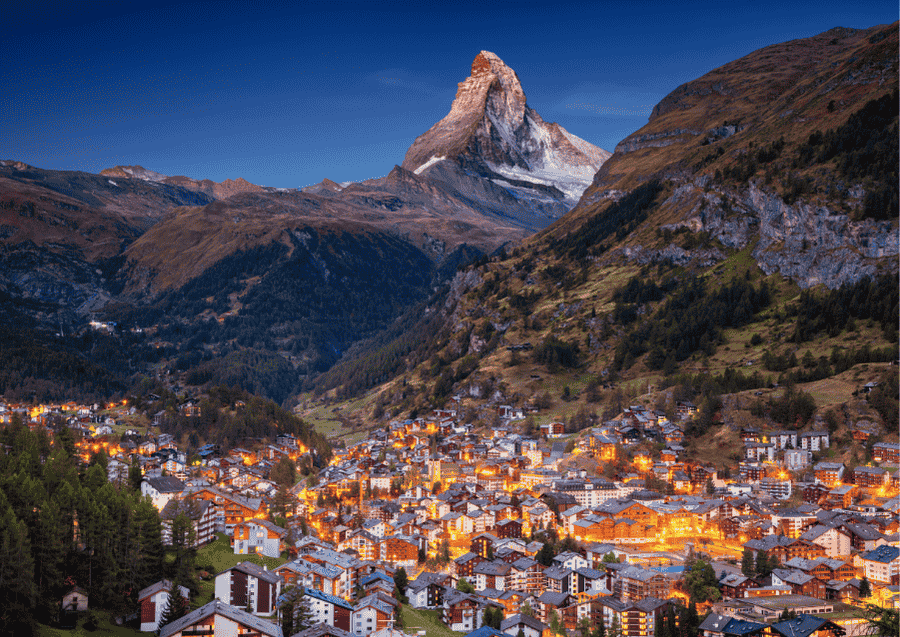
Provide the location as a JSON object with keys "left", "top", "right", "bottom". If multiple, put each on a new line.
{"left": 3, "top": 1, "right": 896, "bottom": 188}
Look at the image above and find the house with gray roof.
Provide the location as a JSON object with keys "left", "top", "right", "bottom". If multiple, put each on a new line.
{"left": 159, "top": 599, "right": 282, "bottom": 637}
{"left": 141, "top": 476, "right": 186, "bottom": 510}
{"left": 500, "top": 613, "right": 546, "bottom": 637}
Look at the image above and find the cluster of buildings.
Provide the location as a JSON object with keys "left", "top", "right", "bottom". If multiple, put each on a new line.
{"left": 271, "top": 406, "right": 898, "bottom": 637}
{"left": 11, "top": 396, "right": 900, "bottom": 637}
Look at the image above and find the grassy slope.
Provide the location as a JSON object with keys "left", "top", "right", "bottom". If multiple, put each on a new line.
{"left": 37, "top": 613, "right": 152, "bottom": 637}
{"left": 315, "top": 234, "right": 895, "bottom": 471}
{"left": 193, "top": 533, "right": 287, "bottom": 607}
{"left": 400, "top": 605, "right": 465, "bottom": 637}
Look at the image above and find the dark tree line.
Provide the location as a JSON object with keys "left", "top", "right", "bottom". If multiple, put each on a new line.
{"left": 0, "top": 317, "right": 131, "bottom": 403}
{"left": 533, "top": 335, "right": 581, "bottom": 370}
{"left": 761, "top": 343, "right": 895, "bottom": 386}
{"left": 612, "top": 272, "right": 678, "bottom": 305}
{"left": 751, "top": 385, "right": 817, "bottom": 427}
{"left": 0, "top": 421, "right": 165, "bottom": 637}
{"left": 662, "top": 367, "right": 770, "bottom": 396}
{"left": 98, "top": 227, "right": 439, "bottom": 403}
{"left": 153, "top": 385, "right": 331, "bottom": 460}
{"left": 552, "top": 180, "right": 665, "bottom": 260}
{"left": 788, "top": 274, "right": 898, "bottom": 343}
{"left": 613, "top": 276, "right": 771, "bottom": 371}
{"left": 796, "top": 89, "right": 898, "bottom": 220}
{"left": 314, "top": 293, "right": 451, "bottom": 401}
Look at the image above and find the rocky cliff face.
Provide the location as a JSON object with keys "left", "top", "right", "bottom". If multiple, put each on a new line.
{"left": 403, "top": 51, "right": 610, "bottom": 208}
{"left": 620, "top": 178, "right": 898, "bottom": 288}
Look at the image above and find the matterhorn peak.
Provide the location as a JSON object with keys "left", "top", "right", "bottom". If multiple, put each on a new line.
{"left": 402, "top": 51, "right": 610, "bottom": 202}
{"left": 442, "top": 51, "right": 527, "bottom": 128}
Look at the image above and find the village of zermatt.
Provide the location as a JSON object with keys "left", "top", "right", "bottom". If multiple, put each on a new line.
{"left": 0, "top": 2, "right": 897, "bottom": 637}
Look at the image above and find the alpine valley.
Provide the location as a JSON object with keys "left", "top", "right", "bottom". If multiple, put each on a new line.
{"left": 1, "top": 24, "right": 897, "bottom": 441}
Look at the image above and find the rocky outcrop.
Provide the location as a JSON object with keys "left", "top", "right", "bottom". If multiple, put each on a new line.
{"left": 623, "top": 242, "right": 727, "bottom": 268}
{"left": 614, "top": 128, "right": 700, "bottom": 154}
{"left": 640, "top": 179, "right": 898, "bottom": 289}
{"left": 568, "top": 22, "right": 898, "bottom": 294}
{"left": 744, "top": 183, "right": 898, "bottom": 288}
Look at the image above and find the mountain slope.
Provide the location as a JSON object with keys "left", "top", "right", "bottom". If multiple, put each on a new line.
{"left": 550, "top": 23, "right": 898, "bottom": 289}
{"left": 317, "top": 24, "right": 899, "bottom": 428}
{"left": 0, "top": 160, "right": 215, "bottom": 325}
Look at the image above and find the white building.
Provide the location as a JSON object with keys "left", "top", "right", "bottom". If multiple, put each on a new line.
{"left": 138, "top": 580, "right": 189, "bottom": 633}
{"left": 800, "top": 431, "right": 830, "bottom": 452}
{"left": 784, "top": 449, "right": 811, "bottom": 471}
{"left": 855, "top": 545, "right": 900, "bottom": 584}
{"left": 141, "top": 476, "right": 185, "bottom": 511}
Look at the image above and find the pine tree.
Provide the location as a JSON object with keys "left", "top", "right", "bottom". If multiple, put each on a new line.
{"left": 579, "top": 616, "right": 592, "bottom": 637}
{"left": 684, "top": 558, "right": 721, "bottom": 603}
{"left": 278, "top": 586, "right": 299, "bottom": 637}
{"left": 663, "top": 604, "right": 677, "bottom": 637}
{"left": 679, "top": 602, "right": 700, "bottom": 637}
{"left": 0, "top": 491, "right": 36, "bottom": 637}
{"left": 741, "top": 549, "right": 755, "bottom": 577}
{"left": 754, "top": 550, "right": 771, "bottom": 577}
{"left": 35, "top": 497, "right": 66, "bottom": 618}
{"left": 129, "top": 457, "right": 144, "bottom": 492}
{"left": 170, "top": 509, "right": 198, "bottom": 593}
{"left": 155, "top": 587, "right": 188, "bottom": 637}
{"left": 609, "top": 614, "right": 622, "bottom": 637}
{"left": 483, "top": 606, "right": 498, "bottom": 629}
{"left": 394, "top": 566, "right": 409, "bottom": 600}
{"left": 778, "top": 609, "right": 797, "bottom": 621}
{"left": 863, "top": 603, "right": 899, "bottom": 637}
{"left": 134, "top": 499, "right": 165, "bottom": 591}
{"left": 536, "top": 542, "right": 556, "bottom": 566}
{"left": 549, "top": 609, "right": 565, "bottom": 636}
{"left": 859, "top": 576, "right": 871, "bottom": 599}
{"left": 491, "top": 606, "right": 504, "bottom": 629}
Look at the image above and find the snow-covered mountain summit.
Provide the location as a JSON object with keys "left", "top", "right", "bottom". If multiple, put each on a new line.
{"left": 402, "top": 51, "right": 610, "bottom": 202}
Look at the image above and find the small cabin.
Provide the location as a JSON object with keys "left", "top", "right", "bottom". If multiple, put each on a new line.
{"left": 62, "top": 586, "right": 89, "bottom": 612}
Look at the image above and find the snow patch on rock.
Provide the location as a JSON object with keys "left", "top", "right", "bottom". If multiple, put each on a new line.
{"left": 414, "top": 155, "right": 446, "bottom": 175}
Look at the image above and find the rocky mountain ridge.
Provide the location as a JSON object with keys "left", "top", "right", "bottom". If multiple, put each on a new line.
{"left": 403, "top": 51, "right": 610, "bottom": 208}
{"left": 101, "top": 165, "right": 268, "bottom": 199}
{"left": 3, "top": 29, "right": 897, "bottom": 410}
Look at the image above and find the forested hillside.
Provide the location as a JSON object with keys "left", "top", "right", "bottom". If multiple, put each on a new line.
{"left": 0, "top": 422, "right": 165, "bottom": 634}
